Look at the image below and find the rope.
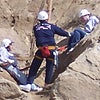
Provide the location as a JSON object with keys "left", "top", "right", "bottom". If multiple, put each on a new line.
{"left": 47, "top": 0, "right": 53, "bottom": 22}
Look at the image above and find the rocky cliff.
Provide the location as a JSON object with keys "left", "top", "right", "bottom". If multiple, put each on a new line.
{"left": 0, "top": 0, "right": 100, "bottom": 100}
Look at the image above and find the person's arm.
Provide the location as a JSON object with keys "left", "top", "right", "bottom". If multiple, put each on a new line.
{"left": 0, "top": 48, "right": 14, "bottom": 65}
{"left": 84, "top": 16, "right": 99, "bottom": 33}
{"left": 52, "top": 24, "right": 71, "bottom": 37}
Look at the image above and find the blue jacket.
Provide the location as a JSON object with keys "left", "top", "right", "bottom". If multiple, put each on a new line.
{"left": 33, "top": 21, "right": 69, "bottom": 47}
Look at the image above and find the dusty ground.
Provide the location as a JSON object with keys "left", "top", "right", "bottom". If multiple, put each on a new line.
{"left": 27, "top": 92, "right": 50, "bottom": 100}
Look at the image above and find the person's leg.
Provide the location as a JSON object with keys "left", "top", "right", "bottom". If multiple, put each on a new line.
{"left": 19, "top": 50, "right": 44, "bottom": 92}
{"left": 27, "top": 50, "right": 43, "bottom": 84}
{"left": 19, "top": 50, "right": 43, "bottom": 92}
{"left": 45, "top": 51, "right": 54, "bottom": 85}
{"left": 4, "top": 65, "right": 27, "bottom": 85}
{"left": 68, "top": 31, "right": 81, "bottom": 50}
{"left": 74, "top": 28, "right": 86, "bottom": 39}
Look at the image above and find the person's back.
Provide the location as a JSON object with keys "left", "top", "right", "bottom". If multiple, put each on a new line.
{"left": 34, "top": 21, "right": 70, "bottom": 47}
{"left": 34, "top": 21, "right": 55, "bottom": 47}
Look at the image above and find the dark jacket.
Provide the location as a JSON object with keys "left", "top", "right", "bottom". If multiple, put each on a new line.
{"left": 33, "top": 21, "right": 69, "bottom": 47}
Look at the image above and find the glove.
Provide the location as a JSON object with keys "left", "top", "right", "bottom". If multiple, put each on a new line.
{"left": 7, "top": 59, "right": 14, "bottom": 64}
{"left": 68, "top": 33, "right": 71, "bottom": 37}
{"left": 85, "top": 33, "right": 89, "bottom": 36}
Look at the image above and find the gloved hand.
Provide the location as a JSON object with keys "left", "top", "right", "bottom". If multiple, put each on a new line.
{"left": 7, "top": 59, "right": 14, "bottom": 64}
{"left": 85, "top": 33, "right": 89, "bottom": 36}
{"left": 70, "top": 32, "right": 74, "bottom": 36}
{"left": 68, "top": 32, "right": 71, "bottom": 37}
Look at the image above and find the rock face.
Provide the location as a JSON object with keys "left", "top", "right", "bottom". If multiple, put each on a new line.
{"left": 55, "top": 71, "right": 100, "bottom": 100}
{"left": 0, "top": 76, "right": 27, "bottom": 100}
{"left": 51, "top": 23, "right": 100, "bottom": 100}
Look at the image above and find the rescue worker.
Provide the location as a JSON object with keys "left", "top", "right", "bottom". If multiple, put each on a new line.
{"left": 0, "top": 39, "right": 42, "bottom": 92}
{"left": 20, "top": 10, "right": 71, "bottom": 92}
{"left": 67, "top": 9, "right": 99, "bottom": 52}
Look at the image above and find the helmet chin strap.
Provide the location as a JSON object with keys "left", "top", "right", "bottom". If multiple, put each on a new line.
{"left": 87, "top": 15, "right": 90, "bottom": 20}
{"left": 6, "top": 46, "right": 11, "bottom": 52}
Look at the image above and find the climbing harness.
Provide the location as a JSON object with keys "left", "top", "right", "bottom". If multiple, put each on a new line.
{"left": 20, "top": 45, "right": 67, "bottom": 71}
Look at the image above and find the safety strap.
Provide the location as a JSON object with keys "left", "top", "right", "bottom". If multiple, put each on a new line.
{"left": 47, "top": 57, "right": 53, "bottom": 61}
{"left": 38, "top": 46, "right": 56, "bottom": 50}
{"left": 57, "top": 45, "right": 67, "bottom": 51}
{"left": 20, "top": 45, "right": 67, "bottom": 71}
{"left": 35, "top": 55, "right": 43, "bottom": 60}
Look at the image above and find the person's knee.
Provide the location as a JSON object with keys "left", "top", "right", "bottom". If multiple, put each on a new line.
{"left": 74, "top": 27, "right": 81, "bottom": 32}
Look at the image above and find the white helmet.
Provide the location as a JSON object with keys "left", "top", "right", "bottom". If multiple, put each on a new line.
{"left": 37, "top": 11, "right": 48, "bottom": 20}
{"left": 2, "top": 39, "right": 13, "bottom": 47}
{"left": 79, "top": 9, "right": 90, "bottom": 17}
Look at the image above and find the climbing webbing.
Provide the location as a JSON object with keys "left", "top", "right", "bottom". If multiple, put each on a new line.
{"left": 19, "top": 45, "right": 67, "bottom": 72}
